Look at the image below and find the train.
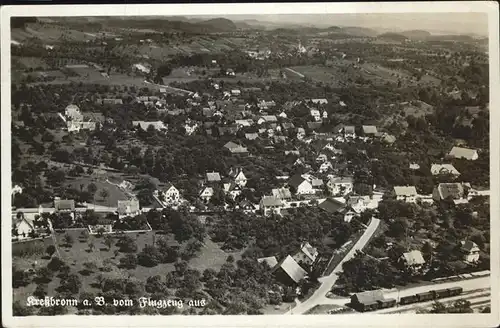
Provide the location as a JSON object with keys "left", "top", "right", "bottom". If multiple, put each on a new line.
{"left": 353, "top": 286, "right": 463, "bottom": 312}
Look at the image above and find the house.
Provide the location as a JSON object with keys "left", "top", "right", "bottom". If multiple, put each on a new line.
{"left": 226, "top": 69, "right": 236, "bottom": 76}
{"left": 272, "top": 255, "right": 308, "bottom": 286}
{"left": 322, "top": 111, "right": 328, "bottom": 119}
{"left": 184, "top": 120, "right": 199, "bottom": 135}
{"left": 54, "top": 199, "right": 75, "bottom": 213}
{"left": 223, "top": 141, "right": 248, "bottom": 155}
{"left": 344, "top": 125, "right": 356, "bottom": 138}
{"left": 316, "top": 153, "right": 328, "bottom": 162}
{"left": 432, "top": 183, "right": 469, "bottom": 203}
{"left": 206, "top": 172, "right": 221, "bottom": 183}
{"left": 401, "top": 250, "right": 426, "bottom": 272}
{"left": 430, "top": 164, "right": 460, "bottom": 176}
{"left": 132, "top": 121, "right": 167, "bottom": 131}
{"left": 231, "top": 89, "right": 241, "bottom": 96}
{"left": 310, "top": 109, "right": 321, "bottom": 121}
{"left": 288, "top": 175, "right": 314, "bottom": 195}
{"left": 12, "top": 184, "right": 23, "bottom": 197}
{"left": 318, "top": 198, "right": 345, "bottom": 214}
{"left": 318, "top": 161, "right": 333, "bottom": 173}
{"left": 296, "top": 127, "right": 306, "bottom": 139}
{"left": 311, "top": 178, "right": 324, "bottom": 190}
{"left": 257, "top": 256, "right": 278, "bottom": 269}
{"left": 309, "top": 98, "right": 328, "bottom": 105}
{"left": 282, "top": 122, "right": 295, "bottom": 130}
{"left": 12, "top": 214, "right": 35, "bottom": 240}
{"left": 229, "top": 167, "right": 247, "bottom": 187}
{"left": 67, "top": 121, "right": 97, "bottom": 132}
{"left": 279, "top": 112, "right": 288, "bottom": 119}
{"left": 350, "top": 290, "right": 395, "bottom": 312}
{"left": 88, "top": 217, "right": 115, "bottom": 235}
{"left": 448, "top": 146, "right": 478, "bottom": 160}
{"left": 235, "top": 119, "right": 254, "bottom": 127}
{"left": 218, "top": 126, "right": 238, "bottom": 136}
{"left": 343, "top": 207, "right": 359, "bottom": 223}
{"left": 285, "top": 150, "right": 300, "bottom": 156}
{"left": 381, "top": 133, "right": 396, "bottom": 144}
{"left": 245, "top": 133, "right": 259, "bottom": 140}
{"left": 65, "top": 104, "right": 83, "bottom": 121}
{"left": 272, "top": 187, "right": 292, "bottom": 200}
{"left": 199, "top": 187, "right": 214, "bottom": 203}
{"left": 460, "top": 240, "right": 480, "bottom": 263}
{"left": 258, "top": 115, "right": 278, "bottom": 125}
{"left": 155, "top": 183, "right": 180, "bottom": 205}
{"left": 260, "top": 196, "right": 284, "bottom": 216}
{"left": 117, "top": 199, "right": 141, "bottom": 219}
{"left": 292, "top": 242, "right": 319, "bottom": 267}
{"left": 327, "top": 177, "right": 353, "bottom": 196}
{"left": 409, "top": 163, "right": 421, "bottom": 170}
{"left": 362, "top": 125, "right": 378, "bottom": 136}
{"left": 393, "top": 186, "right": 418, "bottom": 203}
{"left": 223, "top": 183, "right": 242, "bottom": 200}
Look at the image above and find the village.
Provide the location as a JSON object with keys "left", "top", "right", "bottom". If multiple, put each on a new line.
{"left": 10, "top": 15, "right": 490, "bottom": 316}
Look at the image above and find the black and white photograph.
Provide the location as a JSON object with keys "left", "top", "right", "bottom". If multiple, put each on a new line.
{"left": 1, "top": 2, "right": 499, "bottom": 327}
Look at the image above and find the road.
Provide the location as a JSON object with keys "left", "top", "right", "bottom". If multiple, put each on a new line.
{"left": 288, "top": 218, "right": 381, "bottom": 314}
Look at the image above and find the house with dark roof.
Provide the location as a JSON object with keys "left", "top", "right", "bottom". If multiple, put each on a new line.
{"left": 200, "top": 186, "right": 214, "bottom": 203}
{"left": 460, "top": 240, "right": 480, "bottom": 263}
{"left": 292, "top": 242, "right": 319, "bottom": 268}
{"left": 223, "top": 182, "right": 242, "bottom": 200}
{"left": 272, "top": 255, "right": 308, "bottom": 286}
{"left": 350, "top": 290, "right": 395, "bottom": 312}
{"left": 229, "top": 167, "right": 248, "bottom": 187}
{"left": 318, "top": 198, "right": 345, "bottom": 214}
{"left": 260, "top": 196, "right": 284, "bottom": 216}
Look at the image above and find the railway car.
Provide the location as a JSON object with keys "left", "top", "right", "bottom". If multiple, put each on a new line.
{"left": 399, "top": 295, "right": 419, "bottom": 305}
{"left": 416, "top": 291, "right": 434, "bottom": 302}
{"left": 447, "top": 287, "right": 463, "bottom": 297}
{"left": 377, "top": 298, "right": 397, "bottom": 309}
{"left": 433, "top": 288, "right": 451, "bottom": 299}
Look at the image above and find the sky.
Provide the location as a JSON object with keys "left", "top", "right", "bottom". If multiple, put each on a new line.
{"left": 191, "top": 13, "right": 489, "bottom": 36}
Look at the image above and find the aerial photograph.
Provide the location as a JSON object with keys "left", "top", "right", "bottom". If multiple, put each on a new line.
{"left": 9, "top": 12, "right": 491, "bottom": 316}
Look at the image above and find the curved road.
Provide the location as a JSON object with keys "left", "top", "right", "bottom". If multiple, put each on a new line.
{"left": 288, "top": 218, "right": 381, "bottom": 314}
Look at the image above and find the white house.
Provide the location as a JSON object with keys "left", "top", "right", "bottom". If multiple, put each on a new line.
{"left": 319, "top": 161, "right": 333, "bottom": 173}
{"left": 200, "top": 187, "right": 214, "bottom": 203}
{"left": 229, "top": 167, "right": 247, "bottom": 187}
{"left": 327, "top": 177, "right": 354, "bottom": 196}
{"left": 460, "top": 240, "right": 480, "bottom": 263}
{"left": 184, "top": 121, "right": 199, "bottom": 135}
{"left": 316, "top": 153, "right": 328, "bottom": 162}
{"left": 344, "top": 125, "right": 356, "bottom": 138}
{"left": 292, "top": 242, "right": 319, "bottom": 267}
{"left": 288, "top": 175, "right": 314, "bottom": 195}
{"left": 322, "top": 111, "right": 328, "bottom": 119}
{"left": 117, "top": 199, "right": 141, "bottom": 219}
{"left": 448, "top": 146, "right": 478, "bottom": 161}
{"left": 310, "top": 109, "right": 321, "bottom": 121}
{"left": 430, "top": 164, "right": 460, "bottom": 176}
{"left": 223, "top": 183, "right": 242, "bottom": 200}
{"left": 155, "top": 183, "right": 180, "bottom": 205}
{"left": 400, "top": 250, "right": 426, "bottom": 272}
{"left": 12, "top": 214, "right": 35, "bottom": 240}
{"left": 394, "top": 186, "right": 418, "bottom": 203}
{"left": 231, "top": 89, "right": 241, "bottom": 96}
{"left": 65, "top": 104, "right": 83, "bottom": 121}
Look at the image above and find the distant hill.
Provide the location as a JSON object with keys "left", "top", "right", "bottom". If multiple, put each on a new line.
{"left": 377, "top": 32, "right": 408, "bottom": 42}
{"left": 427, "top": 34, "right": 475, "bottom": 42}
{"left": 340, "top": 26, "right": 378, "bottom": 37}
{"left": 400, "top": 30, "right": 432, "bottom": 40}
{"left": 197, "top": 18, "right": 238, "bottom": 32}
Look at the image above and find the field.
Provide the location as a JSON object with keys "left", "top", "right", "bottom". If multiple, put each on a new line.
{"left": 12, "top": 229, "right": 242, "bottom": 306}
{"left": 401, "top": 100, "right": 435, "bottom": 118}
{"left": 12, "top": 25, "right": 98, "bottom": 43}
{"left": 65, "top": 176, "right": 131, "bottom": 207}
{"left": 288, "top": 65, "right": 349, "bottom": 87}
{"left": 12, "top": 56, "right": 49, "bottom": 70}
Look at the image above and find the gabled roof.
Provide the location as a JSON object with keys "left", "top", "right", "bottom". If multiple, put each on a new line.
{"left": 273, "top": 255, "right": 308, "bottom": 284}
{"left": 352, "top": 290, "right": 385, "bottom": 305}
{"left": 200, "top": 186, "right": 214, "bottom": 195}
{"left": 132, "top": 121, "right": 167, "bottom": 131}
{"left": 460, "top": 240, "right": 479, "bottom": 252}
{"left": 430, "top": 164, "right": 460, "bottom": 176}
{"left": 436, "top": 183, "right": 465, "bottom": 200}
{"left": 329, "top": 176, "right": 353, "bottom": 184}
{"left": 297, "top": 242, "right": 318, "bottom": 262}
{"left": 117, "top": 199, "right": 140, "bottom": 215}
{"left": 448, "top": 146, "right": 478, "bottom": 160}
{"left": 54, "top": 199, "right": 75, "bottom": 211}
{"left": 245, "top": 133, "right": 259, "bottom": 140}
{"left": 257, "top": 256, "right": 278, "bottom": 269}
{"left": 206, "top": 172, "right": 221, "bottom": 182}
{"left": 272, "top": 188, "right": 292, "bottom": 199}
{"left": 224, "top": 141, "right": 241, "bottom": 150}
{"left": 318, "top": 198, "right": 345, "bottom": 213}
{"left": 393, "top": 186, "right": 417, "bottom": 197}
{"left": 282, "top": 122, "right": 295, "bottom": 129}
{"left": 260, "top": 196, "right": 284, "bottom": 207}
{"left": 344, "top": 125, "right": 355, "bottom": 134}
{"left": 260, "top": 115, "right": 278, "bottom": 122}
{"left": 362, "top": 125, "right": 378, "bottom": 134}
{"left": 402, "top": 250, "right": 426, "bottom": 265}
{"left": 288, "top": 174, "right": 308, "bottom": 189}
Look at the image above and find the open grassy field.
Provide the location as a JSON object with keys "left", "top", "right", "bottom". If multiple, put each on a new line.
{"left": 12, "top": 25, "right": 97, "bottom": 43}
{"left": 288, "top": 65, "right": 348, "bottom": 87}
{"left": 12, "top": 229, "right": 240, "bottom": 306}
{"left": 65, "top": 176, "right": 131, "bottom": 207}
{"left": 12, "top": 56, "right": 49, "bottom": 70}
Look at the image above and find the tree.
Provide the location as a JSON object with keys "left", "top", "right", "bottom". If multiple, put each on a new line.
{"left": 13, "top": 300, "right": 33, "bottom": 316}
{"left": 145, "top": 275, "right": 166, "bottom": 294}
{"left": 47, "top": 257, "right": 65, "bottom": 272}
{"left": 88, "top": 240, "right": 95, "bottom": 252}
{"left": 100, "top": 188, "right": 109, "bottom": 202}
{"left": 59, "top": 273, "right": 82, "bottom": 295}
{"left": 45, "top": 245, "right": 56, "bottom": 258}
{"left": 137, "top": 245, "right": 161, "bottom": 267}
{"left": 120, "top": 254, "right": 138, "bottom": 269}
{"left": 62, "top": 233, "right": 74, "bottom": 247}
{"left": 34, "top": 283, "right": 48, "bottom": 298}
{"left": 87, "top": 182, "right": 98, "bottom": 197}
{"left": 35, "top": 267, "right": 53, "bottom": 284}
{"left": 104, "top": 235, "right": 114, "bottom": 250}
{"left": 117, "top": 235, "right": 138, "bottom": 253}
{"left": 12, "top": 268, "right": 30, "bottom": 288}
